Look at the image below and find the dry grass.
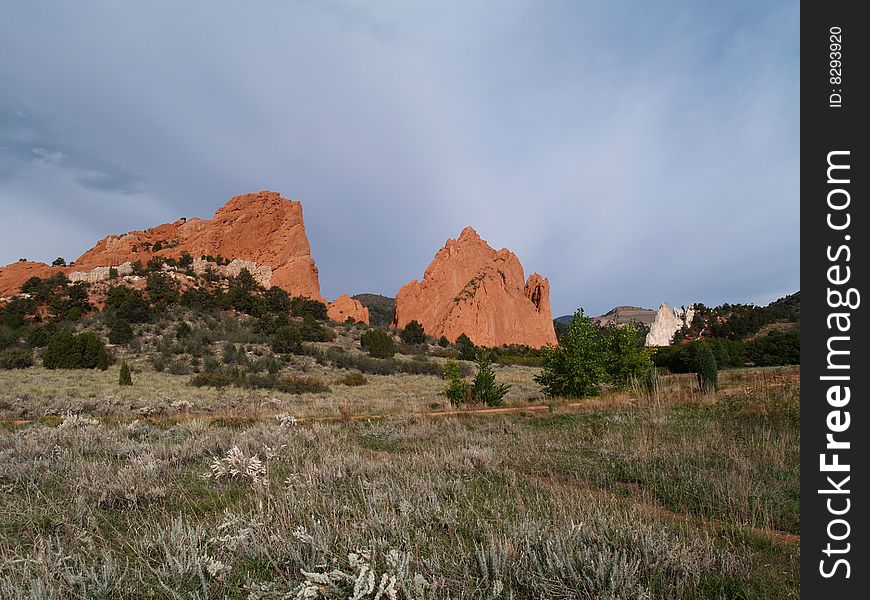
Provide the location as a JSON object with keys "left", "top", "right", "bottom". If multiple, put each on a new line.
{"left": 0, "top": 363, "right": 799, "bottom": 598}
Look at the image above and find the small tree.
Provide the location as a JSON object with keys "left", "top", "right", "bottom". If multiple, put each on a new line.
{"left": 535, "top": 309, "right": 606, "bottom": 398}
{"left": 600, "top": 323, "right": 651, "bottom": 390}
{"left": 443, "top": 359, "right": 470, "bottom": 404}
{"left": 52, "top": 257, "right": 66, "bottom": 266}
{"left": 360, "top": 329, "right": 396, "bottom": 358}
{"left": 400, "top": 320, "right": 426, "bottom": 344}
{"left": 695, "top": 343, "right": 719, "bottom": 392}
{"left": 272, "top": 325, "right": 302, "bottom": 355}
{"left": 470, "top": 350, "right": 510, "bottom": 406}
{"left": 108, "top": 319, "right": 133, "bottom": 345}
{"left": 119, "top": 360, "right": 133, "bottom": 386}
{"left": 455, "top": 333, "right": 476, "bottom": 361}
{"left": 108, "top": 266, "right": 119, "bottom": 279}
{"left": 438, "top": 336, "right": 450, "bottom": 347}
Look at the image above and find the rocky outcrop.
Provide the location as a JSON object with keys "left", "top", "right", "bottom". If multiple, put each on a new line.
{"left": 1, "top": 191, "right": 323, "bottom": 299}
{"left": 645, "top": 302, "right": 695, "bottom": 346}
{"left": 327, "top": 294, "right": 370, "bottom": 324}
{"left": 68, "top": 262, "right": 134, "bottom": 284}
{"left": 191, "top": 258, "right": 273, "bottom": 288}
{"left": 0, "top": 261, "right": 66, "bottom": 298}
{"left": 393, "top": 227, "right": 557, "bottom": 348}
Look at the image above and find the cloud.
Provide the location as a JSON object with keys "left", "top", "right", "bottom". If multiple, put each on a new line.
{"left": 0, "top": 0, "right": 799, "bottom": 315}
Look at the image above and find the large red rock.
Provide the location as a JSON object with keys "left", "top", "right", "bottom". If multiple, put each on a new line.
{"left": 0, "top": 191, "right": 323, "bottom": 300}
{"left": 0, "top": 261, "right": 68, "bottom": 298}
{"left": 393, "top": 227, "right": 557, "bottom": 348}
{"left": 327, "top": 294, "right": 370, "bottom": 324}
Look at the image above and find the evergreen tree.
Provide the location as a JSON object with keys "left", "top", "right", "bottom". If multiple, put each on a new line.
{"left": 443, "top": 359, "right": 470, "bottom": 404}
{"left": 470, "top": 350, "right": 510, "bottom": 406}
{"left": 695, "top": 343, "right": 719, "bottom": 392}
{"left": 400, "top": 320, "right": 426, "bottom": 344}
{"left": 119, "top": 360, "right": 133, "bottom": 386}
{"left": 455, "top": 333, "right": 476, "bottom": 361}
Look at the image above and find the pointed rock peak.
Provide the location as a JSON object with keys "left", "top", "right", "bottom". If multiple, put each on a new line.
{"left": 458, "top": 226, "right": 481, "bottom": 241}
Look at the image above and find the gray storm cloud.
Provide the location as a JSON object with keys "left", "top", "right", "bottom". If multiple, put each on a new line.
{"left": 0, "top": 0, "right": 799, "bottom": 315}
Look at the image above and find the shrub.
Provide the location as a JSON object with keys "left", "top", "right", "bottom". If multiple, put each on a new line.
{"left": 43, "top": 330, "right": 109, "bottom": 370}
{"left": 360, "top": 329, "right": 396, "bottom": 358}
{"left": 108, "top": 319, "right": 134, "bottom": 345}
{"left": 746, "top": 330, "right": 800, "bottom": 366}
{"left": 26, "top": 323, "right": 58, "bottom": 348}
{"left": 337, "top": 372, "right": 368, "bottom": 386}
{"left": 443, "top": 359, "right": 470, "bottom": 404}
{"left": 119, "top": 360, "right": 133, "bottom": 386}
{"left": 272, "top": 325, "right": 303, "bottom": 355}
{"left": 535, "top": 309, "right": 606, "bottom": 398}
{"left": 600, "top": 323, "right": 651, "bottom": 389}
{"left": 175, "top": 322, "right": 192, "bottom": 339}
{"left": 290, "top": 297, "right": 329, "bottom": 321}
{"left": 299, "top": 315, "right": 334, "bottom": 342}
{"left": 400, "top": 320, "right": 426, "bottom": 344}
{"left": 455, "top": 333, "right": 476, "bottom": 361}
{"left": 108, "top": 266, "right": 119, "bottom": 279}
{"left": 695, "top": 343, "right": 719, "bottom": 392}
{"left": 470, "top": 350, "right": 511, "bottom": 406}
{"left": 0, "top": 326, "right": 20, "bottom": 350}
{"left": 0, "top": 347, "right": 33, "bottom": 369}
{"left": 438, "top": 336, "right": 450, "bottom": 347}
{"left": 105, "top": 286, "right": 151, "bottom": 323}
{"left": 146, "top": 272, "right": 179, "bottom": 307}
{"left": 51, "top": 257, "right": 66, "bottom": 266}
{"left": 267, "top": 358, "right": 279, "bottom": 375}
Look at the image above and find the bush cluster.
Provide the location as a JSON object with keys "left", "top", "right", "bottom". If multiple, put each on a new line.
{"left": 360, "top": 329, "right": 396, "bottom": 358}
{"left": 43, "top": 330, "right": 109, "bottom": 370}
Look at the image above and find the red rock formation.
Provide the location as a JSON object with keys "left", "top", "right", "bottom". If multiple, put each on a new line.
{"left": 393, "top": 227, "right": 557, "bottom": 348}
{"left": 0, "top": 191, "right": 323, "bottom": 299}
{"left": 0, "top": 261, "right": 67, "bottom": 298}
{"left": 327, "top": 294, "right": 370, "bottom": 325}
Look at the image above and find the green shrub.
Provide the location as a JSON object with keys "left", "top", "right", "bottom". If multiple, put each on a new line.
{"left": 400, "top": 320, "right": 426, "bottom": 344}
{"left": 105, "top": 286, "right": 151, "bottom": 323}
{"left": 0, "top": 347, "right": 33, "bottom": 369}
{"left": 535, "top": 309, "right": 606, "bottom": 398}
{"left": 600, "top": 323, "right": 651, "bottom": 390}
{"left": 119, "top": 360, "right": 133, "bottom": 386}
{"left": 455, "top": 333, "right": 476, "bottom": 361}
{"left": 360, "top": 329, "right": 396, "bottom": 358}
{"left": 51, "top": 257, "right": 66, "bottom": 266}
{"left": 746, "top": 330, "right": 800, "bottom": 366}
{"left": 470, "top": 350, "right": 511, "bottom": 406}
{"left": 26, "top": 323, "right": 58, "bottom": 348}
{"left": 43, "top": 330, "right": 109, "bottom": 370}
{"left": 290, "top": 297, "right": 329, "bottom": 321}
{"left": 443, "top": 359, "right": 470, "bottom": 404}
{"left": 0, "top": 326, "right": 20, "bottom": 351}
{"left": 308, "top": 346, "right": 446, "bottom": 377}
{"left": 175, "top": 322, "right": 192, "bottom": 339}
{"left": 438, "top": 336, "right": 450, "bottom": 347}
{"left": 108, "top": 319, "right": 134, "bottom": 345}
{"left": 695, "top": 344, "right": 719, "bottom": 392}
{"left": 272, "top": 325, "right": 303, "bottom": 354}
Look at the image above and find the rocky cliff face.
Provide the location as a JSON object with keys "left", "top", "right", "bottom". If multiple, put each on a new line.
{"left": 645, "top": 302, "right": 695, "bottom": 346}
{"left": 0, "top": 191, "right": 323, "bottom": 300}
{"left": 327, "top": 294, "right": 370, "bottom": 325}
{"left": 393, "top": 227, "right": 557, "bottom": 348}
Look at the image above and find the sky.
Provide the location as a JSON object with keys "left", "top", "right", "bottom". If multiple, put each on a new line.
{"left": 0, "top": 0, "right": 799, "bottom": 317}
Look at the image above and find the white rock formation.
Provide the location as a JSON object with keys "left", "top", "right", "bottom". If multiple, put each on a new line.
{"left": 645, "top": 302, "right": 695, "bottom": 346}
{"left": 68, "top": 262, "right": 134, "bottom": 283}
{"left": 191, "top": 258, "right": 272, "bottom": 288}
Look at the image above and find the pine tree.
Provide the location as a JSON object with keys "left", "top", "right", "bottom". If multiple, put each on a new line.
{"left": 471, "top": 350, "right": 511, "bottom": 406}
{"left": 695, "top": 344, "right": 718, "bottom": 392}
{"left": 119, "top": 360, "right": 133, "bottom": 386}
{"left": 443, "top": 359, "right": 470, "bottom": 404}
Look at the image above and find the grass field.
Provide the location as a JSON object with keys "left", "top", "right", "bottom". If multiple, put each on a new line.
{"left": 0, "top": 362, "right": 799, "bottom": 598}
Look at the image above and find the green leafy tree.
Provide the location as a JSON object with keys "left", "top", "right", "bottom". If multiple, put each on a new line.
{"left": 119, "top": 360, "right": 133, "bottom": 386}
{"left": 400, "top": 320, "right": 426, "bottom": 344}
{"left": 695, "top": 343, "right": 718, "bottom": 392}
{"left": 455, "top": 333, "right": 476, "bottom": 361}
{"left": 360, "top": 329, "right": 396, "bottom": 358}
{"left": 51, "top": 257, "right": 66, "bottom": 266}
{"left": 443, "top": 359, "right": 470, "bottom": 404}
{"left": 470, "top": 350, "right": 511, "bottom": 406}
{"left": 600, "top": 323, "right": 651, "bottom": 389}
{"left": 535, "top": 309, "right": 606, "bottom": 398}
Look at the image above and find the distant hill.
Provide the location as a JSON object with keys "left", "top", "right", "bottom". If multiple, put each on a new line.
{"left": 556, "top": 305, "right": 656, "bottom": 327}
{"left": 353, "top": 294, "right": 396, "bottom": 328}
